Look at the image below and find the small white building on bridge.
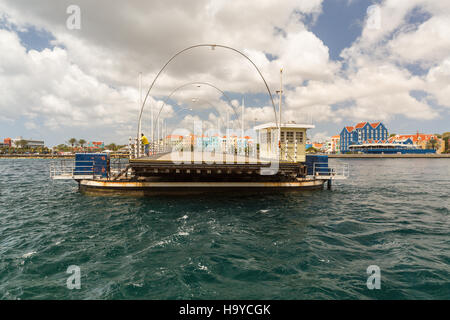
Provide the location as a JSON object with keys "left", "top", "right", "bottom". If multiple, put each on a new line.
{"left": 254, "top": 122, "right": 315, "bottom": 162}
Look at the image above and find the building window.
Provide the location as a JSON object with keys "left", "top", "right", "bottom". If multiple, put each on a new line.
{"left": 296, "top": 132, "right": 303, "bottom": 143}
{"left": 287, "top": 131, "right": 294, "bottom": 143}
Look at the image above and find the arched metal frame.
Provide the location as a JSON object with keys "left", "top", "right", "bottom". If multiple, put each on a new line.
{"left": 152, "top": 82, "right": 239, "bottom": 141}
{"left": 138, "top": 44, "right": 279, "bottom": 143}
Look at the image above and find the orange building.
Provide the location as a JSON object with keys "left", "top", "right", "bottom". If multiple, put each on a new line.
{"left": 4, "top": 138, "right": 11, "bottom": 147}
{"left": 388, "top": 133, "right": 444, "bottom": 153}
{"left": 331, "top": 135, "right": 340, "bottom": 153}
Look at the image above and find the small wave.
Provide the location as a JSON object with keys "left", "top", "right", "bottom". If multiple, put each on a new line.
{"left": 198, "top": 263, "right": 208, "bottom": 271}
{"left": 259, "top": 209, "right": 270, "bottom": 214}
{"left": 22, "top": 251, "right": 36, "bottom": 259}
{"left": 132, "top": 283, "right": 143, "bottom": 288}
{"left": 149, "top": 239, "right": 172, "bottom": 249}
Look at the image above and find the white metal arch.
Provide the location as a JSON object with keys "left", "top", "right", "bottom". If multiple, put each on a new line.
{"left": 137, "top": 44, "right": 279, "bottom": 141}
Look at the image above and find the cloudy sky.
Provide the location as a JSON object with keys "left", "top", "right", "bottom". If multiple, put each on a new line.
{"left": 0, "top": 0, "right": 449, "bottom": 146}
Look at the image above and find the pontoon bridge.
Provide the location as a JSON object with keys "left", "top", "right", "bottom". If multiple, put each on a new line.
{"left": 50, "top": 44, "right": 348, "bottom": 194}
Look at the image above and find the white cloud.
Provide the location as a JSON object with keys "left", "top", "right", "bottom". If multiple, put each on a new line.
{"left": 0, "top": 0, "right": 448, "bottom": 145}
{"left": 287, "top": 0, "right": 450, "bottom": 125}
{"left": 389, "top": 15, "right": 450, "bottom": 67}
{"left": 425, "top": 58, "right": 450, "bottom": 107}
{"left": 311, "top": 131, "right": 329, "bottom": 142}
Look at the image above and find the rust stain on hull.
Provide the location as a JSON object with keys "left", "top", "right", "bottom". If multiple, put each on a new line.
{"left": 80, "top": 180, "right": 325, "bottom": 188}
{"left": 78, "top": 179, "right": 325, "bottom": 196}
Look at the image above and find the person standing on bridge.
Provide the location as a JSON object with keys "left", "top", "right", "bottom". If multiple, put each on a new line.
{"left": 141, "top": 133, "right": 150, "bottom": 156}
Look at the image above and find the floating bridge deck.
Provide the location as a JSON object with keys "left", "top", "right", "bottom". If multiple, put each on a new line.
{"left": 50, "top": 151, "right": 348, "bottom": 190}
{"left": 126, "top": 151, "right": 306, "bottom": 181}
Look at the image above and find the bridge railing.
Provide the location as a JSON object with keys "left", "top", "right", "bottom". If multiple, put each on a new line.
{"left": 50, "top": 159, "right": 94, "bottom": 180}
{"left": 129, "top": 136, "right": 304, "bottom": 164}
{"left": 312, "top": 162, "right": 349, "bottom": 180}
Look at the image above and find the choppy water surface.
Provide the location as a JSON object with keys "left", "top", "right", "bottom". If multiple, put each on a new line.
{"left": 0, "top": 158, "right": 448, "bottom": 299}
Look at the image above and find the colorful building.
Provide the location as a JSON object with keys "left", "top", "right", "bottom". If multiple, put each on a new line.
{"left": 86, "top": 141, "right": 105, "bottom": 150}
{"left": 340, "top": 122, "right": 388, "bottom": 153}
{"left": 166, "top": 135, "right": 183, "bottom": 148}
{"left": 330, "top": 135, "right": 340, "bottom": 154}
{"left": 388, "top": 133, "right": 444, "bottom": 153}
{"left": 313, "top": 143, "right": 324, "bottom": 151}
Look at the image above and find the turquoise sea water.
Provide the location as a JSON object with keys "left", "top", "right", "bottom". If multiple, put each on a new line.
{"left": 0, "top": 158, "right": 448, "bottom": 299}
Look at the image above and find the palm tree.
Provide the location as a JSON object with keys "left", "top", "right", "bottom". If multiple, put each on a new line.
{"left": 429, "top": 138, "right": 437, "bottom": 150}
{"left": 78, "top": 139, "right": 86, "bottom": 150}
{"left": 15, "top": 139, "right": 28, "bottom": 149}
{"left": 68, "top": 138, "right": 77, "bottom": 152}
{"left": 106, "top": 143, "right": 117, "bottom": 151}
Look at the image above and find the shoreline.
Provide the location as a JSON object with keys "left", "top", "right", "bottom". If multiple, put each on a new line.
{"left": 0, "top": 154, "right": 128, "bottom": 159}
{"left": 1, "top": 153, "right": 449, "bottom": 159}
{"left": 328, "top": 153, "right": 450, "bottom": 159}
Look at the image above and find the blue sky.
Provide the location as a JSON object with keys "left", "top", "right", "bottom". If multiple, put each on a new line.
{"left": 311, "top": 0, "right": 376, "bottom": 61}
{"left": 0, "top": 0, "right": 448, "bottom": 146}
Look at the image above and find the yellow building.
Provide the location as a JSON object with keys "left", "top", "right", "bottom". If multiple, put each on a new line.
{"left": 254, "top": 122, "right": 315, "bottom": 162}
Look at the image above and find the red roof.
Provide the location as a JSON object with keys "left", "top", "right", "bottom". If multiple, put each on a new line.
{"left": 391, "top": 134, "right": 436, "bottom": 144}
{"left": 345, "top": 126, "right": 354, "bottom": 132}
{"left": 370, "top": 122, "right": 381, "bottom": 129}
{"left": 355, "top": 122, "right": 367, "bottom": 129}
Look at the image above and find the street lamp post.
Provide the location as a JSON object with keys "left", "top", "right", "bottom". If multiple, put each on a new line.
{"left": 137, "top": 72, "right": 142, "bottom": 157}
{"left": 276, "top": 68, "right": 283, "bottom": 159}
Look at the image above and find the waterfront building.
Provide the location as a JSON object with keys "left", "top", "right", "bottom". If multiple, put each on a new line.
{"left": 313, "top": 143, "right": 324, "bottom": 151}
{"left": 182, "top": 134, "right": 195, "bottom": 150}
{"left": 388, "top": 133, "right": 443, "bottom": 152}
{"left": 165, "top": 135, "right": 183, "bottom": 148}
{"left": 3, "top": 138, "right": 11, "bottom": 147}
{"left": 11, "top": 136, "right": 45, "bottom": 148}
{"left": 254, "top": 122, "right": 315, "bottom": 162}
{"left": 86, "top": 141, "right": 105, "bottom": 150}
{"left": 331, "top": 135, "right": 340, "bottom": 153}
{"left": 340, "top": 122, "right": 388, "bottom": 153}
